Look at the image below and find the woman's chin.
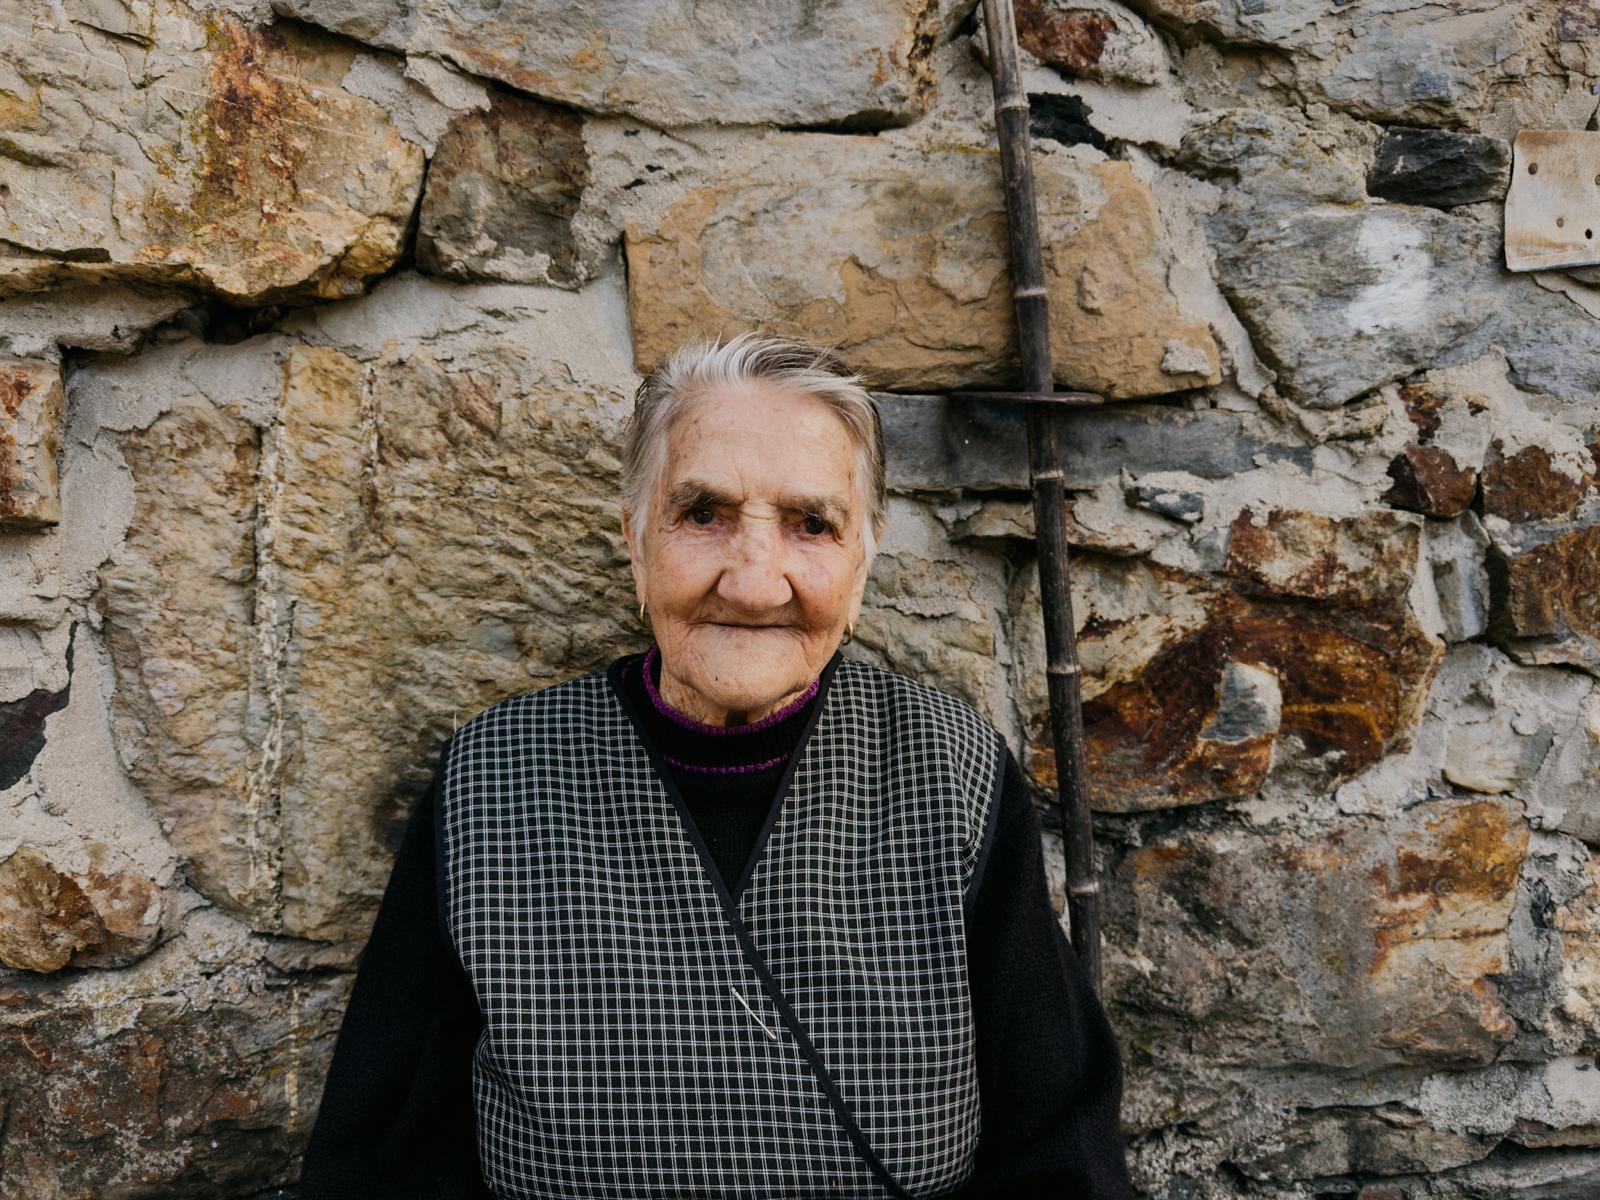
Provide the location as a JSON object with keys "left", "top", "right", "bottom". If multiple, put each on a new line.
{"left": 685, "top": 627, "right": 808, "bottom": 696}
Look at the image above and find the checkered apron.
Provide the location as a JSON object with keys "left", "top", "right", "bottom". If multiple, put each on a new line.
{"left": 439, "top": 651, "right": 1003, "bottom": 1199}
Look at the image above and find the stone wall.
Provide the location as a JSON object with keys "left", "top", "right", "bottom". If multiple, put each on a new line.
{"left": 2, "top": 1, "right": 1598, "bottom": 1196}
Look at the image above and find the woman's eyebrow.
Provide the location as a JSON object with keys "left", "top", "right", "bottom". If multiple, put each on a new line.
{"left": 665, "top": 479, "right": 851, "bottom": 524}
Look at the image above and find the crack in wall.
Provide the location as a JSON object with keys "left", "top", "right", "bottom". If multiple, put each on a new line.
{"left": 244, "top": 410, "right": 291, "bottom": 932}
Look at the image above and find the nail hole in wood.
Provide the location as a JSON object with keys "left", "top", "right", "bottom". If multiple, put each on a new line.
{"left": 1530, "top": 162, "right": 1539, "bottom": 174}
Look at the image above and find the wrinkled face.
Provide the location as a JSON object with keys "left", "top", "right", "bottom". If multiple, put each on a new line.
{"left": 620, "top": 382, "right": 870, "bottom": 726}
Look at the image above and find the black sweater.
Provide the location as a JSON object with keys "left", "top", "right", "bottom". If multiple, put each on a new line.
{"left": 298, "top": 650, "right": 1135, "bottom": 1198}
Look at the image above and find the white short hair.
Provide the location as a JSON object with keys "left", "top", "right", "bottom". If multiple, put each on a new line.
{"left": 620, "top": 332, "right": 887, "bottom": 566}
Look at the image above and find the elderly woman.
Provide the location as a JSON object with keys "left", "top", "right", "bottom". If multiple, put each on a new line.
{"left": 299, "top": 333, "right": 1133, "bottom": 1199}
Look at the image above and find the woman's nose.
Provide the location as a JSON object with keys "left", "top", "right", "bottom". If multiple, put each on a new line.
{"left": 716, "top": 517, "right": 793, "bottom": 611}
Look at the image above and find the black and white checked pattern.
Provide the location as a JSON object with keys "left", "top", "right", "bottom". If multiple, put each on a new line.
{"left": 440, "top": 651, "right": 1004, "bottom": 1199}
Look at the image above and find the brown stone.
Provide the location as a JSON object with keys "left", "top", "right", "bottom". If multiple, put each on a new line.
{"left": 0, "top": 977, "right": 349, "bottom": 1196}
{"left": 1384, "top": 444, "right": 1478, "bottom": 517}
{"left": 1017, "top": 3, "right": 1118, "bottom": 76}
{"left": 94, "top": 401, "right": 264, "bottom": 927}
{"left": 1488, "top": 524, "right": 1600, "bottom": 672}
{"left": 1480, "top": 441, "right": 1594, "bottom": 523}
{"left": 417, "top": 90, "right": 592, "bottom": 288}
{"left": 1019, "top": 546, "right": 1443, "bottom": 811}
{"left": 1224, "top": 508, "right": 1422, "bottom": 607}
{"left": 0, "top": 845, "right": 161, "bottom": 973}
{"left": 0, "top": 8, "right": 424, "bottom": 304}
{"left": 1398, "top": 378, "right": 1488, "bottom": 442}
{"left": 1236, "top": 1105, "right": 1495, "bottom": 1180}
{"left": 93, "top": 334, "right": 639, "bottom": 942}
{"left": 624, "top": 135, "right": 1220, "bottom": 397}
{"left": 1107, "top": 798, "right": 1526, "bottom": 1072}
{"left": 0, "top": 358, "right": 63, "bottom": 529}
{"left": 1003, "top": 0, "right": 1169, "bottom": 86}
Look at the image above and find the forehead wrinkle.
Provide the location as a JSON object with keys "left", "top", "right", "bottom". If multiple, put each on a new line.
{"left": 664, "top": 476, "right": 853, "bottom": 523}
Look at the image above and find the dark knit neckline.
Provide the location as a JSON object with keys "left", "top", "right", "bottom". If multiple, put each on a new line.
{"left": 618, "top": 643, "right": 821, "bottom": 776}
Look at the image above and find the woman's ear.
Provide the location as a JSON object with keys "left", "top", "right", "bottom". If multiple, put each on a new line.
{"left": 621, "top": 501, "right": 648, "bottom": 603}
{"left": 847, "top": 543, "right": 871, "bottom": 625}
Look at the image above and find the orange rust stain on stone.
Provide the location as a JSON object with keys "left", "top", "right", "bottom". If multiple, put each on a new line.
{"left": 1069, "top": 595, "right": 1420, "bottom": 809}
{"left": 1364, "top": 801, "right": 1526, "bottom": 973}
{"left": 198, "top": 22, "right": 299, "bottom": 218}
{"left": 0, "top": 364, "right": 36, "bottom": 519}
{"left": 567, "top": 31, "right": 607, "bottom": 75}
{"left": 1015, "top": 0, "right": 1115, "bottom": 76}
{"left": 1127, "top": 843, "right": 1192, "bottom": 884}
{"left": 1480, "top": 441, "right": 1593, "bottom": 523}
{"left": 1493, "top": 525, "right": 1600, "bottom": 646}
{"left": 1388, "top": 802, "right": 1525, "bottom": 903}
{"left": 1227, "top": 510, "right": 1342, "bottom": 601}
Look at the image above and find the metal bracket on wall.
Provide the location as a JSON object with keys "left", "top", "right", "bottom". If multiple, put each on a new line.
{"left": 1504, "top": 129, "right": 1600, "bottom": 272}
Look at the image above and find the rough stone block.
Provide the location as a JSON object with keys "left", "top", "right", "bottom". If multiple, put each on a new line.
{"left": 91, "top": 303, "right": 640, "bottom": 941}
{"left": 1235, "top": 1105, "right": 1494, "bottom": 1181}
{"left": 876, "top": 394, "right": 1310, "bottom": 494}
{"left": 1384, "top": 444, "right": 1478, "bottom": 518}
{"left": 1127, "top": 0, "right": 1529, "bottom": 126}
{"left": 1367, "top": 126, "right": 1512, "bottom": 209}
{"left": 1014, "top": 542, "right": 1443, "bottom": 811}
{"left": 0, "top": 952, "right": 350, "bottom": 1196}
{"left": 625, "top": 136, "right": 1221, "bottom": 396}
{"left": 1480, "top": 440, "right": 1594, "bottom": 523}
{"left": 0, "top": 845, "right": 161, "bottom": 972}
{"left": 1179, "top": 110, "right": 1499, "bottom": 409}
{"left": 1488, "top": 523, "right": 1600, "bottom": 677}
{"left": 274, "top": 0, "right": 948, "bottom": 128}
{"left": 989, "top": 0, "right": 1170, "bottom": 86}
{"left": 1224, "top": 507, "right": 1423, "bottom": 608}
{"left": 1106, "top": 798, "right": 1527, "bottom": 1071}
{"left": 416, "top": 91, "right": 592, "bottom": 288}
{"left": 0, "top": 358, "right": 64, "bottom": 529}
{"left": 0, "top": 7, "right": 424, "bottom": 304}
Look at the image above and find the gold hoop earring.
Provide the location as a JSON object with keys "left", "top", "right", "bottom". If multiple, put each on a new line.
{"left": 638, "top": 602, "right": 651, "bottom": 629}
{"left": 841, "top": 621, "right": 854, "bottom": 645}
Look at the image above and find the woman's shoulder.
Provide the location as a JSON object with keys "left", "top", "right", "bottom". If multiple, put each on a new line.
{"left": 448, "top": 652, "right": 635, "bottom": 750}
{"left": 837, "top": 654, "right": 1001, "bottom": 740}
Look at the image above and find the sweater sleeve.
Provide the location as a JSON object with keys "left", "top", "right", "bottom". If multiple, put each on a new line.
{"left": 956, "top": 742, "right": 1137, "bottom": 1200}
{"left": 297, "top": 741, "right": 492, "bottom": 1200}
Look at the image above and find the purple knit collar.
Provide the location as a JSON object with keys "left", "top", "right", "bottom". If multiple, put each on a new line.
{"left": 642, "top": 642, "right": 820, "bottom": 735}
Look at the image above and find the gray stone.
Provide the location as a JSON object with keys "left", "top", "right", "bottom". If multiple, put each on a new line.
{"left": 416, "top": 91, "right": 592, "bottom": 288}
{"left": 1127, "top": 481, "right": 1204, "bottom": 522}
{"left": 1234, "top": 1104, "right": 1495, "bottom": 1181}
{"left": 1179, "top": 109, "right": 1503, "bottom": 408}
{"left": 1106, "top": 796, "right": 1526, "bottom": 1072}
{"left": 1183, "top": 110, "right": 1600, "bottom": 412}
{"left": 1200, "top": 660, "right": 1280, "bottom": 744}
{"left": 1425, "top": 515, "right": 1492, "bottom": 644}
{"left": 876, "top": 394, "right": 1311, "bottom": 493}
{"left": 1126, "top": 0, "right": 1529, "bottom": 127}
{"left": 1368, "top": 126, "right": 1513, "bottom": 209}
{"left": 272, "top": 0, "right": 948, "bottom": 128}
{"left": 1443, "top": 280, "right": 1600, "bottom": 406}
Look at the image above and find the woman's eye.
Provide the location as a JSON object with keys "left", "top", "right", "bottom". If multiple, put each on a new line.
{"left": 802, "top": 514, "right": 833, "bottom": 537}
{"left": 688, "top": 507, "right": 716, "bottom": 526}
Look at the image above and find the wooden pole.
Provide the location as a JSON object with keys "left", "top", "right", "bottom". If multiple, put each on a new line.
{"left": 980, "top": 0, "right": 1103, "bottom": 992}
